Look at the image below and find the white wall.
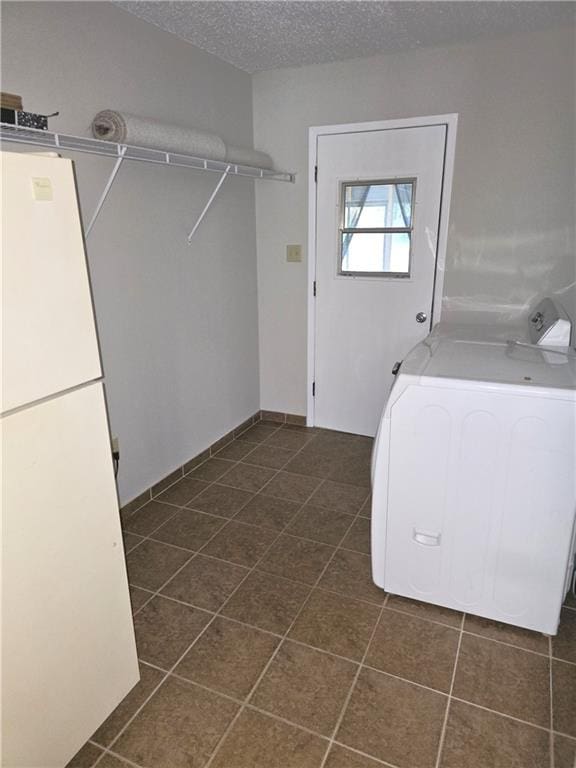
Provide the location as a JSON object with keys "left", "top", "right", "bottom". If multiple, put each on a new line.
{"left": 2, "top": 2, "right": 260, "bottom": 504}
{"left": 253, "top": 24, "right": 576, "bottom": 416}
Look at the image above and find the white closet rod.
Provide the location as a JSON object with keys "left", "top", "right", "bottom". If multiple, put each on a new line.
{"left": 0, "top": 123, "right": 295, "bottom": 241}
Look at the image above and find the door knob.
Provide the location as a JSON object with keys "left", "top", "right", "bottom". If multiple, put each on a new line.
{"left": 416, "top": 312, "right": 427, "bottom": 324}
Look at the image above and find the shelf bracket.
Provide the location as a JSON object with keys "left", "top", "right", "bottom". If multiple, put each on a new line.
{"left": 187, "top": 165, "right": 231, "bottom": 244}
{"left": 85, "top": 145, "right": 127, "bottom": 239}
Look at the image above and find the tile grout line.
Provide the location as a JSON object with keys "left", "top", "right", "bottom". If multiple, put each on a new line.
{"left": 129, "top": 421, "right": 321, "bottom": 615}
{"left": 111, "top": 623, "right": 571, "bottom": 758}
{"left": 123, "top": 468, "right": 242, "bottom": 558}
{"left": 91, "top": 745, "right": 144, "bottom": 768}
{"left": 129, "top": 502, "right": 366, "bottom": 557}
{"left": 141, "top": 643, "right": 576, "bottom": 742}
{"left": 101, "top": 659, "right": 394, "bottom": 768}
{"left": 134, "top": 412, "right": 264, "bottom": 504}
{"left": 129, "top": 502, "right": 575, "bottom": 665}
{"left": 126, "top": 430, "right": 311, "bottom": 543}
{"left": 120, "top": 417, "right": 367, "bottom": 519}
{"left": 329, "top": 742, "right": 400, "bottom": 768}
{"left": 317, "top": 595, "right": 390, "bottom": 768}
{"left": 381, "top": 603, "right": 462, "bottom": 630}
{"left": 129, "top": 653, "right": 572, "bottom": 746}
{"left": 127, "top": 490, "right": 255, "bottom": 615}
{"left": 129, "top": 515, "right": 369, "bottom": 616}
{"left": 202, "top": 519, "right": 366, "bottom": 767}
{"left": 131, "top": 521, "right": 576, "bottom": 667}
{"left": 131, "top": 540, "right": 379, "bottom": 610}
{"left": 382, "top": 605, "right": 569, "bottom": 662}
{"left": 132, "top": 603, "right": 457, "bottom": 703}
{"left": 131, "top": 519, "right": 567, "bottom": 739}
{"left": 100, "top": 663, "right": 401, "bottom": 768}
{"left": 551, "top": 729, "right": 576, "bottom": 742}
{"left": 203, "top": 488, "right": 370, "bottom": 768}
{"left": 149, "top": 524, "right": 364, "bottom": 563}
{"left": 94, "top": 426, "right": 324, "bottom": 766}
{"left": 454, "top": 630, "right": 570, "bottom": 663}
{"left": 94, "top": 561, "right": 283, "bottom": 763}
{"left": 433, "top": 611, "right": 466, "bottom": 768}
{"left": 125, "top": 425, "right": 370, "bottom": 557}
{"left": 126, "top": 440, "right": 370, "bottom": 612}
{"left": 123, "top": 424, "right": 292, "bottom": 601}
{"left": 130, "top": 462, "right": 378, "bottom": 672}
{"left": 125, "top": 415, "right": 282, "bottom": 518}
{"left": 94, "top": 446, "right": 294, "bottom": 765}
{"left": 96, "top": 746, "right": 145, "bottom": 768}
{"left": 113, "top": 483, "right": 568, "bottom": 764}
{"left": 127, "top": 505, "right": 576, "bottom": 668}
{"left": 448, "top": 696, "right": 558, "bottom": 734}
{"left": 137, "top": 608, "right": 362, "bottom": 668}
{"left": 115, "top": 431, "right": 575, "bottom": 765}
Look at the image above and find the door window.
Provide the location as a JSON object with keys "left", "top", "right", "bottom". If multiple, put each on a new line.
{"left": 339, "top": 180, "right": 415, "bottom": 277}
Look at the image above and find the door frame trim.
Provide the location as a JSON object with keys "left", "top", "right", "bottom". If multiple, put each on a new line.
{"left": 306, "top": 114, "right": 458, "bottom": 426}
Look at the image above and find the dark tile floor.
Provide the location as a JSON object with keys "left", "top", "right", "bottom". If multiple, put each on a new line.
{"left": 69, "top": 421, "right": 576, "bottom": 768}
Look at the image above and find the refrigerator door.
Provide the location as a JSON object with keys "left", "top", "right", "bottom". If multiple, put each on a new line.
{"left": 2, "top": 383, "right": 139, "bottom": 768}
{"left": 1, "top": 151, "right": 102, "bottom": 414}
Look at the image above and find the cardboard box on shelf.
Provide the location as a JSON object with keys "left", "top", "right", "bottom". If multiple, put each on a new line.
{"left": 0, "top": 92, "right": 23, "bottom": 111}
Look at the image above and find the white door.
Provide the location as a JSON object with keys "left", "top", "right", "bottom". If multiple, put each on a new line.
{"left": 313, "top": 123, "right": 450, "bottom": 436}
{"left": 2, "top": 383, "right": 139, "bottom": 768}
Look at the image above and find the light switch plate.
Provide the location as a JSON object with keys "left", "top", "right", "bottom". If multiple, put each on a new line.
{"left": 286, "top": 244, "right": 302, "bottom": 262}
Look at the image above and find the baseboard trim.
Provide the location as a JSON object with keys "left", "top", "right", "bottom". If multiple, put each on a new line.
{"left": 119, "top": 410, "right": 262, "bottom": 519}
{"left": 259, "top": 410, "right": 306, "bottom": 426}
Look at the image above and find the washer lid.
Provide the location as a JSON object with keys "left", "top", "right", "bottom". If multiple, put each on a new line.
{"left": 431, "top": 297, "right": 572, "bottom": 347}
{"left": 401, "top": 338, "right": 576, "bottom": 392}
{"left": 429, "top": 318, "right": 528, "bottom": 343}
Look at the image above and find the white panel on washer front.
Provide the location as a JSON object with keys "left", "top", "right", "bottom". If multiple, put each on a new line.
{"left": 493, "top": 411, "right": 575, "bottom": 623}
{"left": 386, "top": 396, "right": 451, "bottom": 596}
{"left": 447, "top": 409, "right": 500, "bottom": 607}
{"left": 1, "top": 151, "right": 102, "bottom": 413}
{"left": 1, "top": 383, "right": 139, "bottom": 767}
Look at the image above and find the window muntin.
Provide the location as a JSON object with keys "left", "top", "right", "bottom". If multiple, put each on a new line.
{"left": 339, "top": 180, "right": 414, "bottom": 276}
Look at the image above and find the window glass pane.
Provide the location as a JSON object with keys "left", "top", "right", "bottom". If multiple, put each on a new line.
{"left": 341, "top": 232, "right": 410, "bottom": 274}
{"left": 344, "top": 182, "right": 413, "bottom": 229}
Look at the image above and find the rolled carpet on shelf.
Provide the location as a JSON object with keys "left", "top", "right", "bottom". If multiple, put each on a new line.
{"left": 225, "top": 144, "right": 274, "bottom": 170}
{"left": 91, "top": 110, "right": 226, "bottom": 160}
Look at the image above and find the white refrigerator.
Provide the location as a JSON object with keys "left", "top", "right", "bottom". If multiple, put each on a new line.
{"left": 1, "top": 151, "right": 139, "bottom": 767}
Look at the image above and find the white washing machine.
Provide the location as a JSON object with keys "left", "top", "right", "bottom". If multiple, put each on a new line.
{"left": 371, "top": 298, "right": 576, "bottom": 635}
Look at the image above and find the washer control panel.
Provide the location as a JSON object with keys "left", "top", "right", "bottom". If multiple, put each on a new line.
{"left": 528, "top": 298, "right": 572, "bottom": 346}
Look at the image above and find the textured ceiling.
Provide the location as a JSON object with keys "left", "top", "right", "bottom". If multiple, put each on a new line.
{"left": 118, "top": 1, "right": 575, "bottom": 73}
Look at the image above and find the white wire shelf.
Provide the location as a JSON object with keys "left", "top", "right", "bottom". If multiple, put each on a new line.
{"left": 0, "top": 123, "right": 295, "bottom": 183}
